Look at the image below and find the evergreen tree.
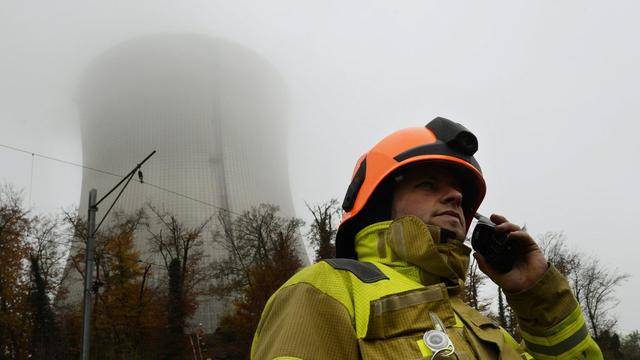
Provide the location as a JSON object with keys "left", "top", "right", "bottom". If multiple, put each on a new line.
{"left": 166, "top": 258, "right": 185, "bottom": 360}
{"left": 28, "top": 255, "right": 58, "bottom": 359}
{"left": 497, "top": 288, "right": 507, "bottom": 329}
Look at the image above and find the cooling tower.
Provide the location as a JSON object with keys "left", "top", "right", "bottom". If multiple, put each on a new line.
{"left": 65, "top": 34, "right": 308, "bottom": 333}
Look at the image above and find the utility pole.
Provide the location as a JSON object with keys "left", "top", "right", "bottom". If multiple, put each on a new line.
{"left": 81, "top": 189, "right": 97, "bottom": 360}
{"left": 79, "top": 150, "right": 156, "bottom": 360}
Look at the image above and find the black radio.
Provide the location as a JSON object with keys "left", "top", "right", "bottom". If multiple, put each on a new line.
{"left": 471, "top": 213, "right": 518, "bottom": 273}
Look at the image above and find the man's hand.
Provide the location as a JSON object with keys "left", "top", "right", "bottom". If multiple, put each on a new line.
{"left": 473, "top": 214, "right": 548, "bottom": 293}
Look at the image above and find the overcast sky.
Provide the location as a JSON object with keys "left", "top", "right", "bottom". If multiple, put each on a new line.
{"left": 1, "top": 0, "right": 638, "bottom": 334}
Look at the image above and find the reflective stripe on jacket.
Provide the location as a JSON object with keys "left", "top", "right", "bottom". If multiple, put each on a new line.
{"left": 251, "top": 219, "right": 602, "bottom": 359}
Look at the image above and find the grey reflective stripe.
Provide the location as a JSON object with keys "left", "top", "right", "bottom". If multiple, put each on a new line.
{"left": 525, "top": 323, "right": 589, "bottom": 356}
{"left": 372, "top": 286, "right": 445, "bottom": 316}
{"left": 324, "top": 259, "right": 389, "bottom": 283}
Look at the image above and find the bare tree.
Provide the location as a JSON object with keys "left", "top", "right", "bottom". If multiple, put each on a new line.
{"left": 538, "top": 231, "right": 581, "bottom": 278}
{"left": 146, "top": 204, "right": 211, "bottom": 359}
{"left": 306, "top": 199, "right": 340, "bottom": 261}
{"left": 579, "top": 258, "right": 629, "bottom": 339}
{"left": 210, "top": 204, "right": 303, "bottom": 358}
{"left": 211, "top": 204, "right": 303, "bottom": 300}
{"left": 464, "top": 257, "right": 491, "bottom": 313}
{"left": 538, "top": 232, "right": 629, "bottom": 340}
{"left": 146, "top": 204, "right": 211, "bottom": 300}
{"left": 29, "top": 216, "right": 69, "bottom": 300}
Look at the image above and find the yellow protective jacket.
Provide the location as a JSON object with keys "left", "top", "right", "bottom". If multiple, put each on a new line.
{"left": 251, "top": 217, "right": 602, "bottom": 359}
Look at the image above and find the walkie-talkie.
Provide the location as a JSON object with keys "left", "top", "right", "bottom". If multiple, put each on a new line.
{"left": 471, "top": 213, "right": 518, "bottom": 273}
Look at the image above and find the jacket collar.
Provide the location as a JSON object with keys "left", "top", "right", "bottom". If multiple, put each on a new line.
{"left": 354, "top": 216, "right": 470, "bottom": 294}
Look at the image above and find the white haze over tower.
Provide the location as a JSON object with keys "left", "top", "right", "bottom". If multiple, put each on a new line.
{"left": 1, "top": 0, "right": 639, "bottom": 335}
{"left": 67, "top": 34, "right": 307, "bottom": 333}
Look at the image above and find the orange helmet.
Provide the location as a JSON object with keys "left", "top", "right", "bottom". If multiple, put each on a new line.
{"left": 335, "top": 117, "right": 486, "bottom": 259}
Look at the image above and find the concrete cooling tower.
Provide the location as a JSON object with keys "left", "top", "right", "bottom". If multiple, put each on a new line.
{"left": 65, "top": 34, "right": 308, "bottom": 333}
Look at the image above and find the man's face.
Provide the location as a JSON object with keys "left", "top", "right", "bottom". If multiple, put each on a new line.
{"left": 391, "top": 164, "right": 467, "bottom": 240}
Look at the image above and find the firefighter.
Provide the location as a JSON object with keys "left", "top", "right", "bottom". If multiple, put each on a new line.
{"left": 251, "top": 117, "right": 602, "bottom": 359}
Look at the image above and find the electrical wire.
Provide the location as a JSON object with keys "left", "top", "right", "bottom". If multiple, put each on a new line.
{"left": 0, "top": 142, "right": 242, "bottom": 216}
{"left": 0, "top": 143, "right": 262, "bottom": 272}
{"left": 28, "top": 153, "right": 34, "bottom": 205}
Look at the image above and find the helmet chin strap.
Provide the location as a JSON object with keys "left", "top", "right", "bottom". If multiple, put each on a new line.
{"left": 438, "top": 228, "right": 457, "bottom": 244}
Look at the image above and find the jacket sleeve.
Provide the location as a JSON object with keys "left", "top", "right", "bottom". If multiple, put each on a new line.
{"left": 251, "top": 281, "right": 359, "bottom": 360}
{"left": 505, "top": 264, "right": 603, "bottom": 360}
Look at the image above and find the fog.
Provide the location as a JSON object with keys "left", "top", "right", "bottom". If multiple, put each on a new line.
{"left": 1, "top": 0, "right": 639, "bottom": 333}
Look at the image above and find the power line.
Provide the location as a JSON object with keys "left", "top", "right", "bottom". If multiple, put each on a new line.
{"left": 28, "top": 153, "right": 34, "bottom": 205}
{"left": 0, "top": 142, "right": 242, "bottom": 216}
{"left": 0, "top": 143, "right": 122, "bottom": 178}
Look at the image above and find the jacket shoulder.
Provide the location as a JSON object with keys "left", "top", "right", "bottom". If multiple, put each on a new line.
{"left": 284, "top": 259, "right": 388, "bottom": 288}
{"left": 268, "top": 260, "right": 356, "bottom": 320}
{"left": 323, "top": 258, "right": 389, "bottom": 283}
{"left": 274, "top": 259, "right": 388, "bottom": 316}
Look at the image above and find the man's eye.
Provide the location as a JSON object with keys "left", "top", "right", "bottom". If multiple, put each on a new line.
{"left": 417, "top": 181, "right": 435, "bottom": 189}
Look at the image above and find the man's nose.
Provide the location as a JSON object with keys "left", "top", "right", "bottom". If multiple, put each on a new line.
{"left": 441, "top": 186, "right": 463, "bottom": 207}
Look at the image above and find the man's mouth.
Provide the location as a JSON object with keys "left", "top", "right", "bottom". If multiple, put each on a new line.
{"left": 436, "top": 210, "right": 462, "bottom": 224}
